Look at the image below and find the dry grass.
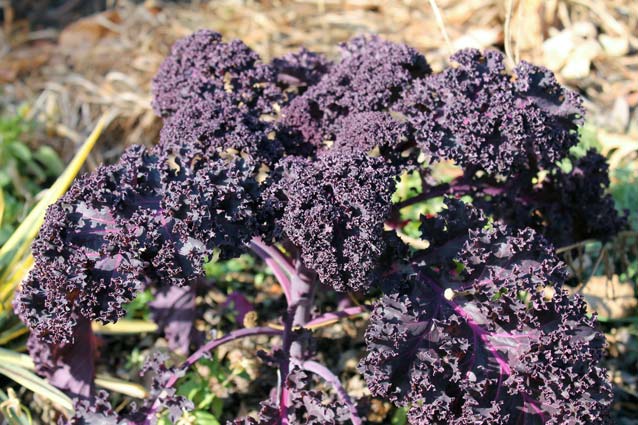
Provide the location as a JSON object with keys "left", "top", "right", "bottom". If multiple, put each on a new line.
{"left": 0, "top": 0, "right": 636, "bottom": 167}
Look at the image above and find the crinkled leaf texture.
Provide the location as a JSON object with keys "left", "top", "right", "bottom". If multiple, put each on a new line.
{"left": 401, "top": 49, "right": 584, "bottom": 175}
{"left": 360, "top": 199, "right": 612, "bottom": 424}
{"left": 280, "top": 34, "right": 430, "bottom": 147}
{"left": 67, "top": 352, "right": 193, "bottom": 425}
{"left": 70, "top": 390, "right": 119, "bottom": 425}
{"left": 151, "top": 29, "right": 282, "bottom": 118}
{"left": 15, "top": 145, "right": 263, "bottom": 345}
{"left": 271, "top": 47, "right": 331, "bottom": 92}
{"left": 334, "top": 111, "right": 418, "bottom": 172}
{"left": 267, "top": 151, "right": 399, "bottom": 292}
{"left": 474, "top": 149, "right": 627, "bottom": 247}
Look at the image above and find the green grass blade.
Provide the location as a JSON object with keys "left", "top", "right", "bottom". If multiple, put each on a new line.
{"left": 0, "top": 347, "right": 147, "bottom": 399}
{"left": 95, "top": 375, "right": 148, "bottom": 399}
{"left": 0, "top": 363, "right": 73, "bottom": 416}
{"left": 0, "top": 113, "right": 113, "bottom": 306}
{"left": 92, "top": 319, "right": 158, "bottom": 335}
{"left": 0, "top": 347, "right": 35, "bottom": 369}
{"left": 0, "top": 113, "right": 111, "bottom": 270}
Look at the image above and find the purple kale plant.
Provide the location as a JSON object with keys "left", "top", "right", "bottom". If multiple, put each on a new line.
{"left": 15, "top": 30, "right": 624, "bottom": 424}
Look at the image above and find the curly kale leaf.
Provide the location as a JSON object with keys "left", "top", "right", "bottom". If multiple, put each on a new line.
{"left": 16, "top": 146, "right": 263, "bottom": 344}
{"left": 401, "top": 49, "right": 584, "bottom": 175}
{"left": 360, "top": 200, "right": 612, "bottom": 424}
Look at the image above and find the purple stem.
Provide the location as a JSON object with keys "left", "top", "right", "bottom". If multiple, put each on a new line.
{"left": 337, "top": 295, "right": 352, "bottom": 310}
{"left": 250, "top": 239, "right": 318, "bottom": 424}
{"left": 391, "top": 176, "right": 511, "bottom": 214}
{"left": 301, "top": 360, "right": 362, "bottom": 425}
{"left": 251, "top": 237, "right": 296, "bottom": 276}
{"left": 143, "top": 327, "right": 281, "bottom": 424}
{"left": 288, "top": 260, "right": 316, "bottom": 358}
{"left": 393, "top": 176, "right": 468, "bottom": 211}
{"left": 279, "top": 255, "right": 318, "bottom": 424}
{"left": 278, "top": 305, "right": 297, "bottom": 425}
{"left": 278, "top": 305, "right": 367, "bottom": 422}
{"left": 249, "top": 239, "right": 293, "bottom": 304}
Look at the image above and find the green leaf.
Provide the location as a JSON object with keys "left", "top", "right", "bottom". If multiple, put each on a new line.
{"left": 0, "top": 113, "right": 111, "bottom": 291}
{"left": 391, "top": 407, "right": 408, "bottom": 425}
{"left": 24, "top": 160, "right": 47, "bottom": 183}
{"left": 177, "top": 375, "right": 202, "bottom": 401}
{"left": 197, "top": 392, "right": 216, "bottom": 410}
{"left": 33, "top": 146, "right": 64, "bottom": 177}
{"left": 7, "top": 142, "right": 32, "bottom": 162}
{"left": 0, "top": 170, "right": 11, "bottom": 187}
{"left": 211, "top": 396, "right": 224, "bottom": 417}
{"left": 193, "top": 411, "right": 221, "bottom": 425}
{"left": 125, "top": 288, "right": 154, "bottom": 319}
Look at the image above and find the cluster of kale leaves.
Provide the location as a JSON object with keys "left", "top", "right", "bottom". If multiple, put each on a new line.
{"left": 15, "top": 30, "right": 625, "bottom": 424}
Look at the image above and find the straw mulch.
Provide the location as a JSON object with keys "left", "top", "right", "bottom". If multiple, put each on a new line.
{"left": 0, "top": 0, "right": 637, "bottom": 167}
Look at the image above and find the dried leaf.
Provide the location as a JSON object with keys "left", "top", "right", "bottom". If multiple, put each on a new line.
{"left": 561, "top": 40, "right": 600, "bottom": 79}
{"left": 598, "top": 34, "right": 629, "bottom": 57}
{"left": 58, "top": 10, "right": 121, "bottom": 50}
{"left": 578, "top": 275, "right": 637, "bottom": 319}
{"left": 0, "top": 43, "right": 52, "bottom": 83}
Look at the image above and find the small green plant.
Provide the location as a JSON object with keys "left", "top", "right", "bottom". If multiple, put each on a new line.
{"left": 0, "top": 111, "right": 63, "bottom": 245}
{"left": 0, "top": 388, "right": 32, "bottom": 425}
{"left": 157, "top": 355, "right": 242, "bottom": 425}
{"left": 611, "top": 166, "right": 638, "bottom": 228}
